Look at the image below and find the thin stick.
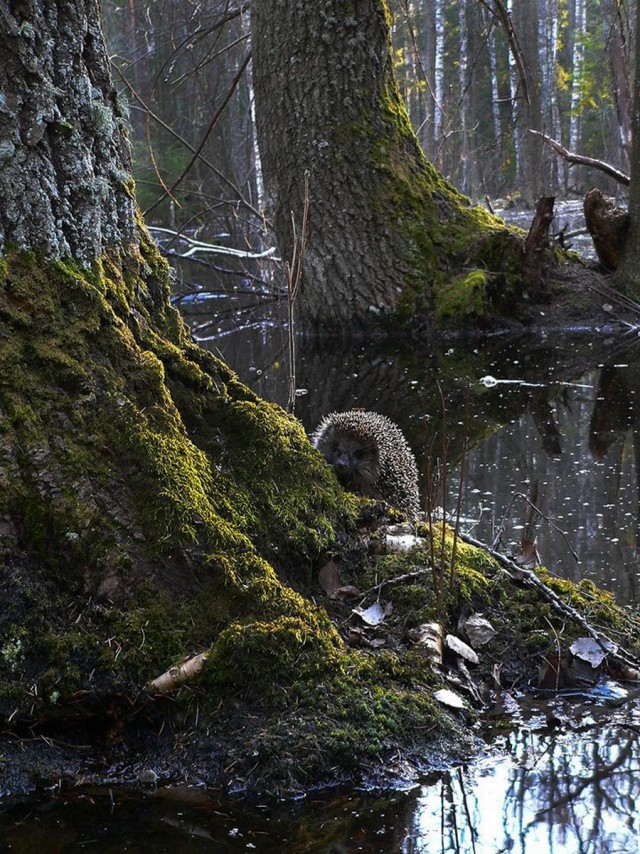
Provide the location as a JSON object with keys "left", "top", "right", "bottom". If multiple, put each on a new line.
{"left": 286, "top": 171, "right": 310, "bottom": 413}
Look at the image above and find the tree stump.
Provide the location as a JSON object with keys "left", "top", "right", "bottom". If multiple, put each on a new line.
{"left": 584, "top": 188, "right": 629, "bottom": 271}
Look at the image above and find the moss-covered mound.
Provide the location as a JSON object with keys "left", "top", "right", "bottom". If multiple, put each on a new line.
{"left": 0, "top": 236, "right": 472, "bottom": 795}
{"left": 2, "top": 235, "right": 639, "bottom": 798}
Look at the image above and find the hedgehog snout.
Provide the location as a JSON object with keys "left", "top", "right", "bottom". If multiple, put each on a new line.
{"left": 333, "top": 450, "right": 353, "bottom": 472}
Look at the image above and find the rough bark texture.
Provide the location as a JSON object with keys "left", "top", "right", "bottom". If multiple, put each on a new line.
{"left": 585, "top": 188, "right": 629, "bottom": 271}
{"left": 0, "top": 0, "right": 479, "bottom": 797}
{"left": 0, "top": 0, "right": 135, "bottom": 261}
{"left": 251, "top": 0, "right": 507, "bottom": 333}
{"left": 615, "top": 0, "right": 640, "bottom": 294}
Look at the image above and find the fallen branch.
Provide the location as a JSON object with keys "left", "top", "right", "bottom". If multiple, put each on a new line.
{"left": 360, "top": 567, "right": 431, "bottom": 598}
{"left": 457, "top": 531, "right": 640, "bottom": 674}
{"left": 529, "top": 129, "right": 630, "bottom": 186}
{"left": 149, "top": 227, "right": 279, "bottom": 261}
{"left": 147, "top": 651, "right": 209, "bottom": 694}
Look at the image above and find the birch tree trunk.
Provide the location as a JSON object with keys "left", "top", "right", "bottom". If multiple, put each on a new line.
{"left": 433, "top": 0, "right": 445, "bottom": 166}
{"left": 540, "top": 0, "right": 563, "bottom": 192}
{"left": 458, "top": 0, "right": 471, "bottom": 195}
{"left": 569, "top": 0, "right": 587, "bottom": 153}
{"left": 506, "top": 0, "right": 522, "bottom": 186}
{"left": 487, "top": 10, "right": 502, "bottom": 159}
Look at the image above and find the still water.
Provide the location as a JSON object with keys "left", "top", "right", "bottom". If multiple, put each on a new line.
{"left": 2, "top": 707, "right": 639, "bottom": 852}
{"left": 107, "top": 237, "right": 640, "bottom": 851}
{"left": 189, "top": 295, "right": 640, "bottom": 605}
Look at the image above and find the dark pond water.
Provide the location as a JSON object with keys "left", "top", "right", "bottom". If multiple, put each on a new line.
{"left": 2, "top": 702, "right": 639, "bottom": 852}
{"left": 183, "top": 295, "right": 640, "bottom": 606}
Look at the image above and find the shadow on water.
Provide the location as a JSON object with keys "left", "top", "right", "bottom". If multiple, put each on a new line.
{"left": 2, "top": 701, "right": 639, "bottom": 852}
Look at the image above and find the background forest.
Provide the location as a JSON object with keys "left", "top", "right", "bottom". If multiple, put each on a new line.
{"left": 103, "top": 0, "right": 633, "bottom": 258}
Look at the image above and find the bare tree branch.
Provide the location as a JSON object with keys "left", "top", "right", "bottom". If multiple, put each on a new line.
{"left": 529, "top": 129, "right": 630, "bottom": 186}
{"left": 112, "top": 62, "right": 264, "bottom": 221}
{"left": 144, "top": 52, "right": 252, "bottom": 216}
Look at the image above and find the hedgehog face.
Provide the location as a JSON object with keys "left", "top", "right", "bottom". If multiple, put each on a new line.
{"left": 327, "top": 432, "right": 379, "bottom": 490}
{"left": 315, "top": 426, "right": 379, "bottom": 491}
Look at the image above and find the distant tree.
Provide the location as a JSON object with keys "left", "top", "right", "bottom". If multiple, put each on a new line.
{"left": 251, "top": 0, "right": 521, "bottom": 334}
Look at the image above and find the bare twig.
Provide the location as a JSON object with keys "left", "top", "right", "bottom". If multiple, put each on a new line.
{"left": 286, "top": 171, "right": 310, "bottom": 414}
{"left": 360, "top": 568, "right": 431, "bottom": 598}
{"left": 479, "top": 0, "right": 530, "bottom": 105}
{"left": 145, "top": 52, "right": 252, "bottom": 216}
{"left": 529, "top": 129, "right": 630, "bottom": 186}
{"left": 112, "top": 64, "right": 263, "bottom": 220}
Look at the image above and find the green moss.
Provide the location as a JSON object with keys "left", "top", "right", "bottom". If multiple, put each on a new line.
{"left": 0, "top": 240, "right": 359, "bottom": 736}
{"left": 434, "top": 270, "right": 490, "bottom": 325}
{"left": 207, "top": 614, "right": 344, "bottom": 690}
{"left": 3, "top": 230, "right": 634, "bottom": 795}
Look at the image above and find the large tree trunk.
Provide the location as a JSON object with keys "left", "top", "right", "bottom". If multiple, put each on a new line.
{"left": 0, "top": 0, "right": 372, "bottom": 796}
{"left": 614, "top": 0, "right": 640, "bottom": 294}
{"left": 251, "top": 0, "right": 513, "bottom": 333}
{"left": 0, "top": 0, "right": 486, "bottom": 799}
{"left": 0, "top": 0, "right": 135, "bottom": 260}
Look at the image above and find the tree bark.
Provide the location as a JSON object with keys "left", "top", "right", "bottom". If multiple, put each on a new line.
{"left": 0, "top": 0, "right": 371, "bottom": 796}
{"left": 251, "top": 0, "right": 510, "bottom": 334}
{"left": 0, "top": 0, "right": 135, "bottom": 261}
{"left": 614, "top": 0, "right": 640, "bottom": 294}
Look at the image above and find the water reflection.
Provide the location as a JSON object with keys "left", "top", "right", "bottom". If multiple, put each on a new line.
{"left": 2, "top": 705, "right": 639, "bottom": 852}
{"left": 408, "top": 709, "right": 640, "bottom": 854}
{"left": 185, "top": 303, "right": 640, "bottom": 604}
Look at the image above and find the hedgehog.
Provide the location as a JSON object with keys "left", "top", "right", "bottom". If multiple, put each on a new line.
{"left": 312, "top": 410, "right": 420, "bottom": 518}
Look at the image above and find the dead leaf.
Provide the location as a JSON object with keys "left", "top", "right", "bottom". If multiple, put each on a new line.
{"left": 445, "top": 634, "right": 479, "bottom": 665}
{"left": 461, "top": 613, "right": 496, "bottom": 648}
{"left": 434, "top": 688, "right": 465, "bottom": 709}
{"left": 347, "top": 627, "right": 365, "bottom": 646}
{"left": 352, "top": 601, "right": 392, "bottom": 626}
{"left": 318, "top": 558, "right": 342, "bottom": 596}
{"left": 611, "top": 664, "right": 640, "bottom": 681}
{"left": 514, "top": 538, "right": 540, "bottom": 568}
{"left": 570, "top": 636, "right": 617, "bottom": 669}
{"left": 407, "top": 622, "right": 443, "bottom": 662}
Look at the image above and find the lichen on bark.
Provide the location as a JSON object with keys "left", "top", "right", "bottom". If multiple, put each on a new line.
{"left": 0, "top": 0, "right": 135, "bottom": 262}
